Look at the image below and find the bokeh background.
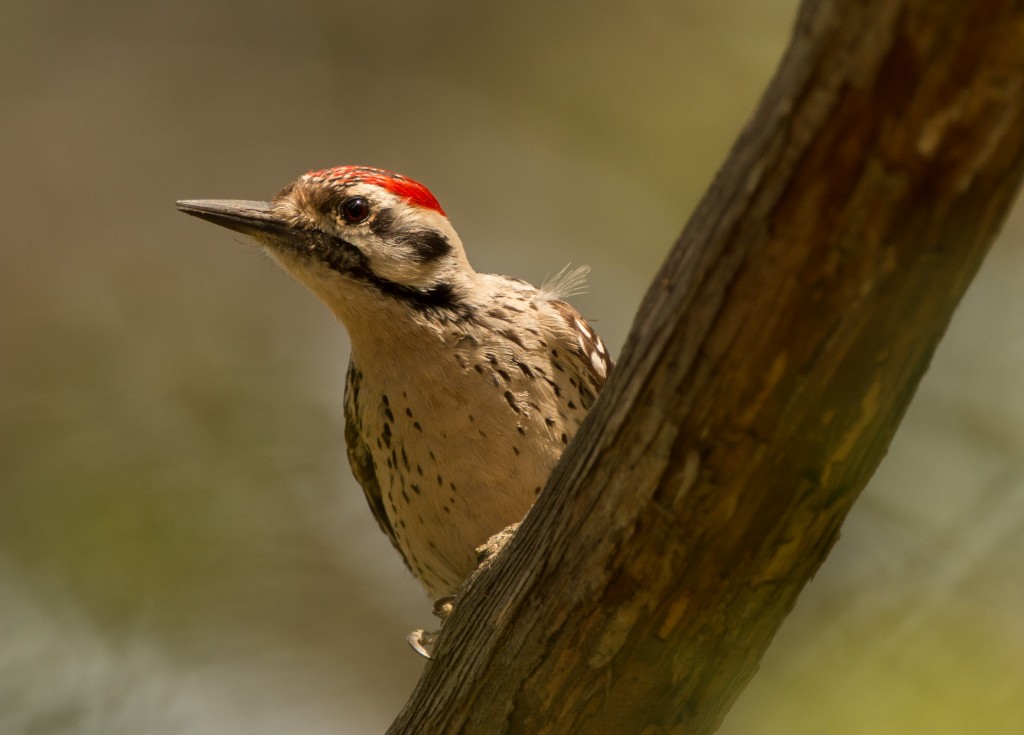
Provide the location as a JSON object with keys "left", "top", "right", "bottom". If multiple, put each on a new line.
{"left": 2, "top": 1, "right": 1022, "bottom": 733}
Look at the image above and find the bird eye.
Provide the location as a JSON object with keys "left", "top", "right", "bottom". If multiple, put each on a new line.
{"left": 341, "top": 196, "right": 371, "bottom": 224}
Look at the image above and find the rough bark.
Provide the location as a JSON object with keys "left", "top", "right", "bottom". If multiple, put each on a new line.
{"left": 389, "top": 1, "right": 1024, "bottom": 733}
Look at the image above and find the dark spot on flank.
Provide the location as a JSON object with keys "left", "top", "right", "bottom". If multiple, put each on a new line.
{"left": 401, "top": 489, "right": 411, "bottom": 503}
{"left": 560, "top": 432, "right": 569, "bottom": 445}
{"left": 497, "top": 368, "right": 511, "bottom": 382}
{"left": 413, "top": 421, "right": 422, "bottom": 431}
{"left": 515, "top": 361, "right": 534, "bottom": 378}
{"left": 517, "top": 425, "right": 526, "bottom": 435}
{"left": 406, "top": 407, "right": 413, "bottom": 418}
{"left": 545, "top": 417, "right": 555, "bottom": 428}
{"left": 411, "top": 483, "right": 421, "bottom": 495}
{"left": 503, "top": 390, "right": 520, "bottom": 413}
{"left": 512, "top": 446, "right": 520, "bottom": 455}
{"left": 534, "top": 486, "right": 542, "bottom": 496}
{"left": 500, "top": 329, "right": 525, "bottom": 348}
{"left": 384, "top": 407, "right": 394, "bottom": 422}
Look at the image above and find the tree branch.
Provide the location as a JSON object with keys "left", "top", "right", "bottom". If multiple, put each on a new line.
{"left": 390, "top": 1, "right": 1024, "bottom": 732}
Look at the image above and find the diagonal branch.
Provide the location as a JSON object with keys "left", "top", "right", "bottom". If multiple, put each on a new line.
{"left": 390, "top": 1, "right": 1024, "bottom": 732}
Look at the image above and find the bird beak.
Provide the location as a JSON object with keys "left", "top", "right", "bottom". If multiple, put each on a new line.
{"left": 176, "top": 199, "right": 295, "bottom": 241}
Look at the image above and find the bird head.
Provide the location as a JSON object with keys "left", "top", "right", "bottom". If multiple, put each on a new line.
{"left": 177, "top": 166, "right": 476, "bottom": 334}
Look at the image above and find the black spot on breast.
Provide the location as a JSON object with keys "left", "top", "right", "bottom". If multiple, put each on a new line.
{"left": 515, "top": 360, "right": 534, "bottom": 378}
{"left": 560, "top": 432, "right": 568, "bottom": 445}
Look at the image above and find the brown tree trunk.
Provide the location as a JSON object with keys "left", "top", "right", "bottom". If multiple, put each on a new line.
{"left": 389, "top": 1, "right": 1024, "bottom": 733}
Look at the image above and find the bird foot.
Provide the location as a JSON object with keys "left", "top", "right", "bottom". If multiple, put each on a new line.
{"left": 406, "top": 523, "right": 521, "bottom": 660}
{"left": 407, "top": 593, "right": 459, "bottom": 659}
{"left": 407, "top": 628, "right": 438, "bottom": 659}
{"left": 475, "top": 522, "right": 521, "bottom": 567}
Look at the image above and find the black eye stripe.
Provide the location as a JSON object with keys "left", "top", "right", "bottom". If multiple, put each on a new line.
{"left": 401, "top": 230, "right": 451, "bottom": 263}
{"left": 370, "top": 207, "right": 452, "bottom": 263}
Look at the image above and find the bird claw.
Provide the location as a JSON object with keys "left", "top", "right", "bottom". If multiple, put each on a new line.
{"left": 407, "top": 628, "right": 438, "bottom": 659}
{"left": 432, "top": 593, "right": 457, "bottom": 620}
{"left": 407, "top": 525, "right": 521, "bottom": 659}
{"left": 476, "top": 522, "right": 520, "bottom": 566}
{"left": 407, "top": 593, "right": 460, "bottom": 659}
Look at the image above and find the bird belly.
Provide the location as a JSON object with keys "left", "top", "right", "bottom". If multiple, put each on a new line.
{"left": 359, "top": 367, "right": 568, "bottom": 598}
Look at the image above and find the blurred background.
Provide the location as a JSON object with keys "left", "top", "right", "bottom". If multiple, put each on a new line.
{"left": 1, "top": 1, "right": 1021, "bottom": 732}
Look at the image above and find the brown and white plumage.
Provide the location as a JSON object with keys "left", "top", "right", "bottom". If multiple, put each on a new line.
{"left": 177, "top": 166, "right": 611, "bottom": 599}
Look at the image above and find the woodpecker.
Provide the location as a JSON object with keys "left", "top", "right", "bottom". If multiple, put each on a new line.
{"left": 176, "top": 166, "right": 612, "bottom": 610}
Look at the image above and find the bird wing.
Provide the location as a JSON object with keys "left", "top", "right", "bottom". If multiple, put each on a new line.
{"left": 343, "top": 362, "right": 405, "bottom": 557}
{"left": 547, "top": 298, "right": 613, "bottom": 407}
